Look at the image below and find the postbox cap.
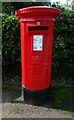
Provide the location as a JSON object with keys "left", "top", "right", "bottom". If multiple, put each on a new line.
{"left": 15, "top": 6, "right": 61, "bottom": 21}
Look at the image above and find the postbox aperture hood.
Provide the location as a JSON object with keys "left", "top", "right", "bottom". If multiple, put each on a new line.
{"left": 15, "top": 6, "right": 61, "bottom": 21}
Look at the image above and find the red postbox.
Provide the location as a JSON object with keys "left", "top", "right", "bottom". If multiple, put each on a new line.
{"left": 15, "top": 6, "right": 61, "bottom": 105}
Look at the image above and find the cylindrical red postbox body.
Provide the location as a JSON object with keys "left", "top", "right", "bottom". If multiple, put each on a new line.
{"left": 15, "top": 6, "right": 61, "bottom": 104}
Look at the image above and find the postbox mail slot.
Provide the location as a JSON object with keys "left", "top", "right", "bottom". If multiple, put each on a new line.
{"left": 28, "top": 26, "right": 49, "bottom": 31}
{"left": 28, "top": 26, "right": 49, "bottom": 35}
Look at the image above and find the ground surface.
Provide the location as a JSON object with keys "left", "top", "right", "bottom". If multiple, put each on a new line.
{"left": 2, "top": 90, "right": 73, "bottom": 118}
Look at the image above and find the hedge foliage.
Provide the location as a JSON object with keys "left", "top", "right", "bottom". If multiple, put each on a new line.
{"left": 52, "top": 10, "right": 74, "bottom": 81}
{"left": 2, "top": 14, "right": 20, "bottom": 67}
{"left": 2, "top": 8, "right": 74, "bottom": 82}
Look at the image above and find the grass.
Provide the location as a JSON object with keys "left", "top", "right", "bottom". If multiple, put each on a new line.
{"left": 50, "top": 86, "right": 73, "bottom": 112}
{"left": 2, "top": 83, "right": 21, "bottom": 92}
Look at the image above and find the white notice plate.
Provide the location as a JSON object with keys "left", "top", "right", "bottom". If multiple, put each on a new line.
{"left": 33, "top": 35, "right": 43, "bottom": 51}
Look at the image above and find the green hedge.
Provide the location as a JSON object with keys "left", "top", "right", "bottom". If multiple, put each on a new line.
{"left": 2, "top": 13, "right": 20, "bottom": 67}
{"left": 52, "top": 11, "right": 74, "bottom": 81}
{"left": 2, "top": 11, "right": 74, "bottom": 81}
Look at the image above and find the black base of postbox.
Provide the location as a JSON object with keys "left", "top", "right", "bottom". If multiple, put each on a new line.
{"left": 22, "top": 87, "right": 50, "bottom": 105}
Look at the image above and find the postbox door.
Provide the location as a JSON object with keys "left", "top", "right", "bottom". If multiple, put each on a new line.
{"left": 23, "top": 25, "right": 53, "bottom": 90}
{"left": 25, "top": 33, "right": 50, "bottom": 90}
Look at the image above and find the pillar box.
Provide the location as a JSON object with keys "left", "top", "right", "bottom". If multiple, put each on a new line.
{"left": 15, "top": 6, "right": 61, "bottom": 105}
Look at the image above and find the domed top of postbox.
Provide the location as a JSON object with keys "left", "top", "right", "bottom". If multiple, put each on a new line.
{"left": 15, "top": 6, "right": 61, "bottom": 21}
